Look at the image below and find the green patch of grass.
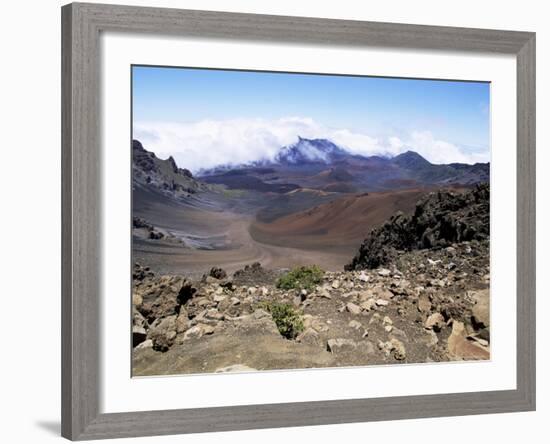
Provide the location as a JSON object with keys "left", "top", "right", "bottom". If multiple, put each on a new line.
{"left": 259, "top": 302, "right": 304, "bottom": 340}
{"left": 276, "top": 265, "right": 324, "bottom": 291}
{"left": 221, "top": 188, "right": 246, "bottom": 198}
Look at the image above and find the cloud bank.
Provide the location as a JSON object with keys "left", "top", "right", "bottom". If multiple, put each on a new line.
{"left": 133, "top": 117, "right": 489, "bottom": 172}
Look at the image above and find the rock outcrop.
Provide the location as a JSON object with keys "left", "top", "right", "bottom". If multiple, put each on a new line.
{"left": 346, "top": 184, "right": 489, "bottom": 270}
{"left": 133, "top": 139, "right": 208, "bottom": 200}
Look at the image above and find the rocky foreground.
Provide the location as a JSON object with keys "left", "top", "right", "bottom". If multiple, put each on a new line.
{"left": 132, "top": 185, "right": 490, "bottom": 375}
{"left": 132, "top": 245, "right": 489, "bottom": 375}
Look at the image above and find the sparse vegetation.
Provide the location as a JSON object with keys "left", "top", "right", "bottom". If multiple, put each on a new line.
{"left": 276, "top": 265, "right": 324, "bottom": 291}
{"left": 221, "top": 188, "right": 247, "bottom": 199}
{"left": 259, "top": 302, "right": 304, "bottom": 339}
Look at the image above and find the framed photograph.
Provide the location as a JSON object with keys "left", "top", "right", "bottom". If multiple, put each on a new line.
{"left": 62, "top": 2, "right": 536, "bottom": 440}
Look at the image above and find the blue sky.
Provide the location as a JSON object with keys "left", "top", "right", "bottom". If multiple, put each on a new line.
{"left": 132, "top": 65, "right": 490, "bottom": 171}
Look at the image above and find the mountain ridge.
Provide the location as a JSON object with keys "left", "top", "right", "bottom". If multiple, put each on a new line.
{"left": 198, "top": 137, "right": 489, "bottom": 175}
{"left": 133, "top": 139, "right": 209, "bottom": 200}
{"left": 197, "top": 137, "right": 489, "bottom": 192}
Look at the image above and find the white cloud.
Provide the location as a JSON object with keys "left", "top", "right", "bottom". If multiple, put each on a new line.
{"left": 327, "top": 129, "right": 384, "bottom": 157}
{"left": 133, "top": 117, "right": 489, "bottom": 172}
{"left": 392, "top": 131, "right": 490, "bottom": 165}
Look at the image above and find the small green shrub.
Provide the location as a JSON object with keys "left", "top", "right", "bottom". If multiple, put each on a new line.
{"left": 221, "top": 189, "right": 246, "bottom": 198}
{"left": 259, "top": 302, "right": 304, "bottom": 340}
{"left": 276, "top": 265, "right": 324, "bottom": 291}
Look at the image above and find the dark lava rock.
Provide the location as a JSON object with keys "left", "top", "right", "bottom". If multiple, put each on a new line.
{"left": 132, "top": 139, "right": 207, "bottom": 199}
{"left": 133, "top": 140, "right": 158, "bottom": 173}
{"left": 133, "top": 216, "right": 165, "bottom": 240}
{"left": 133, "top": 216, "right": 151, "bottom": 229}
{"left": 133, "top": 263, "right": 154, "bottom": 281}
{"left": 148, "top": 230, "right": 164, "bottom": 240}
{"left": 346, "top": 184, "right": 489, "bottom": 270}
{"left": 208, "top": 267, "right": 227, "bottom": 280}
{"left": 167, "top": 156, "right": 179, "bottom": 173}
{"left": 179, "top": 168, "right": 193, "bottom": 178}
{"left": 232, "top": 262, "right": 282, "bottom": 287}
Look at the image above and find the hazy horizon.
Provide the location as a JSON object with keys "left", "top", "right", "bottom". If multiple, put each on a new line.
{"left": 132, "top": 66, "right": 491, "bottom": 172}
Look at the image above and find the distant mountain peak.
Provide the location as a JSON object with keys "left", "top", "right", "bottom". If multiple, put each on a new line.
{"left": 186, "top": 135, "right": 488, "bottom": 189}
{"left": 392, "top": 150, "right": 431, "bottom": 168}
{"left": 275, "top": 137, "right": 348, "bottom": 165}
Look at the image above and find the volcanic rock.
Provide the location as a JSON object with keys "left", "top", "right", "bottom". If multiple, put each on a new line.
{"left": 346, "top": 184, "right": 489, "bottom": 270}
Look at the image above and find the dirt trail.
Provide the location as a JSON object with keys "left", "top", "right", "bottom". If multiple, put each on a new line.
{"left": 134, "top": 189, "right": 432, "bottom": 278}
{"left": 133, "top": 210, "right": 350, "bottom": 278}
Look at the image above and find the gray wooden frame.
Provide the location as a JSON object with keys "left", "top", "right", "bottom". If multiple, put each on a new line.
{"left": 61, "top": 2, "right": 536, "bottom": 440}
